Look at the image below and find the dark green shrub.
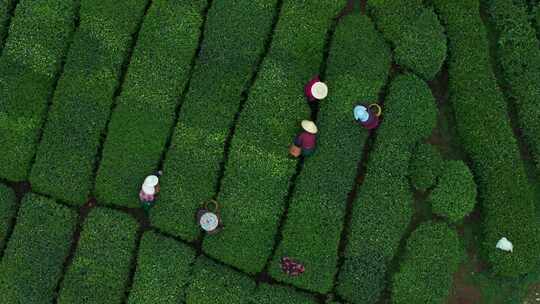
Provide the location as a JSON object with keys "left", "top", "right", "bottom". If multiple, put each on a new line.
{"left": 186, "top": 257, "right": 256, "bottom": 304}
{"left": 338, "top": 73, "right": 437, "bottom": 304}
{"left": 252, "top": 284, "right": 318, "bottom": 304}
{"left": 202, "top": 0, "right": 344, "bottom": 274}
{"left": 149, "top": 0, "right": 277, "bottom": 239}
{"left": 409, "top": 143, "right": 443, "bottom": 191}
{"left": 368, "top": 0, "right": 446, "bottom": 80}
{"left": 95, "top": 0, "right": 207, "bottom": 208}
{"left": 337, "top": 249, "right": 386, "bottom": 304}
{"left": 0, "top": 0, "right": 15, "bottom": 47}
{"left": 487, "top": 0, "right": 540, "bottom": 173}
{"left": 57, "top": 208, "right": 138, "bottom": 304}
{"left": 29, "top": 0, "right": 148, "bottom": 205}
{"left": 268, "top": 14, "right": 391, "bottom": 293}
{"left": 0, "top": 183, "right": 15, "bottom": 249}
{"left": 0, "top": 193, "right": 77, "bottom": 303}
{"left": 0, "top": 0, "right": 76, "bottom": 181}
{"left": 433, "top": 0, "right": 540, "bottom": 277}
{"left": 128, "top": 231, "right": 196, "bottom": 304}
{"left": 429, "top": 161, "right": 477, "bottom": 223}
{"left": 391, "top": 222, "right": 463, "bottom": 304}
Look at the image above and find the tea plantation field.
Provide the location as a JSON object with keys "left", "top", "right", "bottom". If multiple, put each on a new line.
{"left": 1, "top": 0, "right": 539, "bottom": 303}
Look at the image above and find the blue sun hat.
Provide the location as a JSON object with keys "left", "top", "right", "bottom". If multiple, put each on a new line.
{"left": 354, "top": 105, "right": 369, "bottom": 122}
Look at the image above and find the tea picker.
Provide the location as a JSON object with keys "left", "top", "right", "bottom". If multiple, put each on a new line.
{"left": 289, "top": 120, "right": 318, "bottom": 158}
{"left": 304, "top": 75, "right": 328, "bottom": 102}
{"left": 197, "top": 200, "right": 222, "bottom": 234}
{"left": 354, "top": 103, "right": 382, "bottom": 130}
{"left": 281, "top": 257, "right": 305, "bottom": 276}
{"left": 496, "top": 237, "right": 513, "bottom": 252}
{"left": 139, "top": 171, "right": 162, "bottom": 215}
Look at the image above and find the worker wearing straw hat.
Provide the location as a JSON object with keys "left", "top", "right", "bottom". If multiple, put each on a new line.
{"left": 290, "top": 120, "right": 318, "bottom": 157}
{"left": 139, "top": 171, "right": 162, "bottom": 214}
{"left": 354, "top": 103, "right": 381, "bottom": 130}
{"left": 304, "top": 75, "right": 328, "bottom": 102}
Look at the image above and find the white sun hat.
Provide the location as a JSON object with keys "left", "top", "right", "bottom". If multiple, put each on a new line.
{"left": 142, "top": 184, "right": 156, "bottom": 195}
{"left": 311, "top": 81, "right": 328, "bottom": 100}
{"left": 143, "top": 175, "right": 159, "bottom": 187}
{"left": 200, "top": 212, "right": 219, "bottom": 232}
{"left": 301, "top": 120, "right": 318, "bottom": 134}
{"left": 496, "top": 237, "right": 513, "bottom": 252}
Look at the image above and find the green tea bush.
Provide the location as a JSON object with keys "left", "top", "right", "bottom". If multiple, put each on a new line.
{"left": 0, "top": 0, "right": 76, "bottom": 181}
{"left": 251, "top": 284, "right": 318, "bottom": 304}
{"left": 487, "top": 0, "right": 540, "bottom": 172}
{"left": 185, "top": 257, "right": 256, "bottom": 304}
{"left": 337, "top": 248, "right": 386, "bottom": 304}
{"left": 338, "top": 73, "right": 437, "bottom": 304}
{"left": 433, "top": 0, "right": 540, "bottom": 277}
{"left": 128, "top": 231, "right": 196, "bottom": 304}
{"left": 268, "top": 14, "right": 391, "bottom": 293}
{"left": 95, "top": 0, "right": 206, "bottom": 208}
{"left": 202, "top": 0, "right": 344, "bottom": 274}
{"left": 0, "top": 183, "right": 15, "bottom": 249}
{"left": 429, "top": 161, "right": 477, "bottom": 223}
{"left": 0, "top": 193, "right": 77, "bottom": 303}
{"left": 391, "top": 222, "right": 463, "bottom": 304}
{"left": 29, "top": 0, "right": 148, "bottom": 205}
{"left": 368, "top": 0, "right": 446, "bottom": 80}
{"left": 408, "top": 143, "right": 443, "bottom": 191}
{"left": 57, "top": 208, "right": 138, "bottom": 304}
{"left": 150, "top": 0, "right": 278, "bottom": 238}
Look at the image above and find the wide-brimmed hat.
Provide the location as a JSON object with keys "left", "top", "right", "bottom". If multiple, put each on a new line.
{"left": 311, "top": 82, "right": 328, "bottom": 100}
{"left": 301, "top": 120, "right": 318, "bottom": 134}
{"left": 143, "top": 175, "right": 159, "bottom": 187}
{"left": 142, "top": 184, "right": 156, "bottom": 195}
{"left": 200, "top": 212, "right": 219, "bottom": 231}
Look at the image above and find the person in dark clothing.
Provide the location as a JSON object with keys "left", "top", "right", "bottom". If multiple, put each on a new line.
{"left": 354, "top": 104, "right": 381, "bottom": 130}
{"left": 304, "top": 75, "right": 328, "bottom": 102}
{"left": 281, "top": 257, "right": 305, "bottom": 276}
{"left": 290, "top": 120, "right": 318, "bottom": 157}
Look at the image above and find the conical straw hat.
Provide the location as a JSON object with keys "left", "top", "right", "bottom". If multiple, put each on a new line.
{"left": 301, "top": 120, "right": 318, "bottom": 134}
{"left": 143, "top": 175, "right": 159, "bottom": 187}
{"left": 311, "top": 82, "right": 328, "bottom": 100}
{"left": 142, "top": 184, "right": 155, "bottom": 195}
{"left": 496, "top": 237, "right": 513, "bottom": 252}
{"left": 200, "top": 212, "right": 219, "bottom": 231}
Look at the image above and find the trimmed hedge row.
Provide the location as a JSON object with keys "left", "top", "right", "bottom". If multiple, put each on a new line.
{"left": 268, "top": 14, "right": 391, "bottom": 293}
{"left": 29, "top": 0, "right": 148, "bottom": 205}
{"left": 251, "top": 284, "right": 318, "bottom": 304}
{"left": 368, "top": 0, "right": 446, "bottom": 80}
{"left": 0, "top": 183, "right": 15, "bottom": 250}
{"left": 202, "top": 0, "right": 344, "bottom": 274}
{"left": 433, "top": 0, "right": 540, "bottom": 277}
{"left": 150, "top": 0, "right": 278, "bottom": 238}
{"left": 185, "top": 257, "right": 256, "bottom": 304}
{"left": 391, "top": 222, "right": 463, "bottom": 304}
{"left": 408, "top": 143, "right": 443, "bottom": 192}
{"left": 57, "top": 208, "right": 138, "bottom": 304}
{"left": 337, "top": 74, "right": 437, "bottom": 304}
{"left": 95, "top": 0, "right": 206, "bottom": 207}
{"left": 0, "top": 0, "right": 76, "bottom": 181}
{"left": 429, "top": 160, "right": 477, "bottom": 223}
{"left": 488, "top": 0, "right": 540, "bottom": 172}
{"left": 128, "top": 231, "right": 196, "bottom": 304}
{"left": 0, "top": 193, "right": 77, "bottom": 303}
